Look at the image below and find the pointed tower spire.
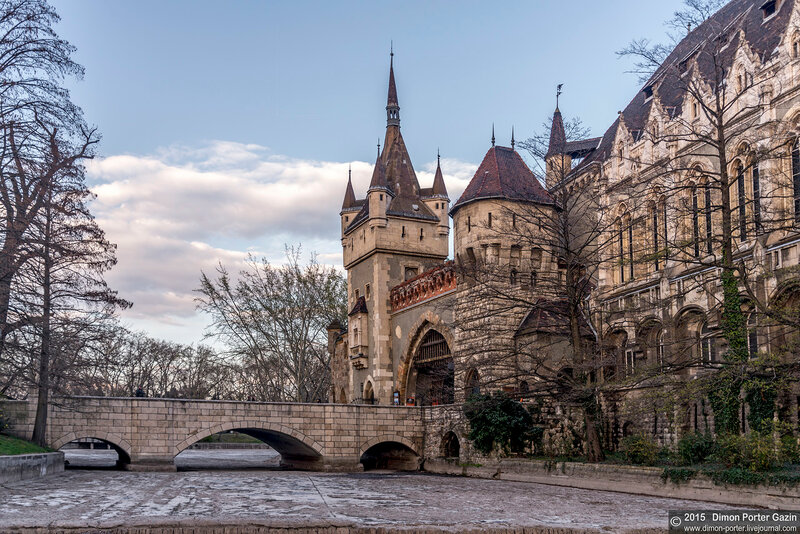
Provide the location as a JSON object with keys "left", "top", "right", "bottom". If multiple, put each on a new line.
{"left": 511, "top": 126, "right": 515, "bottom": 150}
{"left": 491, "top": 124, "right": 495, "bottom": 147}
{"left": 386, "top": 46, "right": 400, "bottom": 127}
{"left": 431, "top": 150, "right": 448, "bottom": 198}
{"left": 341, "top": 168, "right": 357, "bottom": 210}
{"left": 546, "top": 106, "right": 566, "bottom": 158}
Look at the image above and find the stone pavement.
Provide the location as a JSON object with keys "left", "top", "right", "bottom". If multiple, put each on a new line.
{"left": 0, "top": 462, "right": 736, "bottom": 532}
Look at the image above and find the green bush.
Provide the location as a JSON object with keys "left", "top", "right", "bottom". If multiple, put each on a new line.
{"left": 620, "top": 433, "right": 659, "bottom": 466}
{"left": 463, "top": 392, "right": 534, "bottom": 455}
{"left": 677, "top": 432, "right": 716, "bottom": 465}
{"left": 713, "top": 432, "right": 778, "bottom": 472}
{"left": 661, "top": 466, "right": 697, "bottom": 484}
{"left": 780, "top": 435, "right": 800, "bottom": 464}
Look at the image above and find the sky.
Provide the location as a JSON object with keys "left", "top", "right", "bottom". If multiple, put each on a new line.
{"left": 48, "top": 0, "right": 686, "bottom": 344}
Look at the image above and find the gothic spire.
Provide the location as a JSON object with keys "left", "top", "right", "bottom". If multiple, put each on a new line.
{"left": 386, "top": 47, "right": 400, "bottom": 127}
{"left": 546, "top": 107, "right": 566, "bottom": 158}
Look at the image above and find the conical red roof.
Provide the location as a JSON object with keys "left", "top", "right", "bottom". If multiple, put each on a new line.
{"left": 546, "top": 108, "right": 566, "bottom": 158}
{"left": 451, "top": 146, "right": 552, "bottom": 215}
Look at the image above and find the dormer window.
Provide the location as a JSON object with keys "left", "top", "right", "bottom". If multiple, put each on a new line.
{"left": 643, "top": 85, "right": 653, "bottom": 101}
{"left": 761, "top": 0, "right": 776, "bottom": 20}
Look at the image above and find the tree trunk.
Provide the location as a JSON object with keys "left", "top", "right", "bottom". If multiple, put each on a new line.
{"left": 31, "top": 201, "right": 52, "bottom": 448}
{"left": 584, "top": 403, "right": 605, "bottom": 462}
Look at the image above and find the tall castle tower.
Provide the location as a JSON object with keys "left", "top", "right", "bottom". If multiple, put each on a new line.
{"left": 339, "top": 53, "right": 449, "bottom": 404}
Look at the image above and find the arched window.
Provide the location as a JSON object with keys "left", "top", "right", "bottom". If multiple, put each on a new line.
{"left": 616, "top": 218, "right": 625, "bottom": 283}
{"left": 465, "top": 368, "right": 480, "bottom": 399}
{"left": 747, "top": 312, "right": 759, "bottom": 359}
{"left": 701, "top": 322, "right": 717, "bottom": 364}
{"left": 510, "top": 269, "right": 518, "bottom": 286}
{"left": 363, "top": 381, "right": 375, "bottom": 404}
{"left": 658, "top": 329, "right": 666, "bottom": 370}
{"left": 792, "top": 31, "right": 800, "bottom": 58}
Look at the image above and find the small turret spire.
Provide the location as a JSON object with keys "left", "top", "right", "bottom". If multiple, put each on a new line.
{"left": 432, "top": 150, "right": 448, "bottom": 198}
{"left": 491, "top": 124, "right": 495, "bottom": 147}
{"left": 341, "top": 169, "right": 357, "bottom": 210}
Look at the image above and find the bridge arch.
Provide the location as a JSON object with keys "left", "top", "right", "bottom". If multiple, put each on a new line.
{"left": 175, "top": 421, "right": 324, "bottom": 464}
{"left": 359, "top": 435, "right": 420, "bottom": 471}
{"left": 52, "top": 432, "right": 132, "bottom": 466}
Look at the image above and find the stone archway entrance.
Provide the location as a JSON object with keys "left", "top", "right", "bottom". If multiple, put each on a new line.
{"left": 406, "top": 330, "right": 454, "bottom": 406}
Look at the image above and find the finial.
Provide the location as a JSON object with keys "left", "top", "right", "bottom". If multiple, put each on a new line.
{"left": 556, "top": 83, "right": 563, "bottom": 110}
{"left": 511, "top": 126, "right": 515, "bottom": 150}
{"left": 377, "top": 138, "right": 381, "bottom": 157}
{"left": 491, "top": 123, "right": 495, "bottom": 147}
{"left": 349, "top": 164, "right": 351, "bottom": 179}
{"left": 390, "top": 41, "right": 393, "bottom": 58}
{"left": 437, "top": 148, "right": 440, "bottom": 166}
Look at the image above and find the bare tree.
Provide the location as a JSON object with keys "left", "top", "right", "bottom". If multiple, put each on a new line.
{"left": 196, "top": 248, "right": 347, "bottom": 402}
{"left": 618, "top": 0, "right": 726, "bottom": 82}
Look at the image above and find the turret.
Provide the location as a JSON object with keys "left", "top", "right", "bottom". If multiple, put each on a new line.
{"left": 340, "top": 167, "right": 360, "bottom": 234}
{"left": 368, "top": 147, "right": 390, "bottom": 228}
{"left": 545, "top": 104, "right": 571, "bottom": 190}
{"left": 421, "top": 151, "right": 450, "bottom": 237}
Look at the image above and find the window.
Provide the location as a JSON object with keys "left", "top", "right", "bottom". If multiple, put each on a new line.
{"left": 380, "top": 193, "right": 384, "bottom": 201}
{"left": 625, "top": 349, "right": 635, "bottom": 376}
{"left": 662, "top": 200, "right": 669, "bottom": 260}
{"left": 735, "top": 161, "right": 747, "bottom": 239}
{"left": 651, "top": 203, "right": 660, "bottom": 270}
{"left": 793, "top": 139, "right": 800, "bottom": 223}
{"left": 658, "top": 330, "right": 666, "bottom": 370}
{"left": 747, "top": 312, "right": 759, "bottom": 359}
{"left": 701, "top": 322, "right": 717, "bottom": 364}
{"left": 692, "top": 186, "right": 701, "bottom": 256}
{"left": 692, "top": 101, "right": 699, "bottom": 120}
{"left": 752, "top": 164, "right": 761, "bottom": 232}
{"left": 467, "top": 216, "right": 471, "bottom": 232}
{"left": 365, "top": 284, "right": 370, "bottom": 299}
{"left": 627, "top": 218, "right": 634, "bottom": 280}
{"left": 704, "top": 183, "right": 713, "bottom": 254}
{"left": 531, "top": 247, "right": 543, "bottom": 269}
{"left": 761, "top": 0, "right": 776, "bottom": 19}
{"left": 345, "top": 216, "right": 349, "bottom": 222}
{"left": 465, "top": 247, "right": 477, "bottom": 265}
{"left": 530, "top": 271, "right": 537, "bottom": 287}
{"left": 512, "top": 212, "right": 517, "bottom": 228}
{"left": 355, "top": 289, "right": 360, "bottom": 300}
{"left": 420, "top": 228, "right": 424, "bottom": 240}
{"left": 465, "top": 368, "right": 480, "bottom": 398}
{"left": 487, "top": 212, "right": 492, "bottom": 228}
{"left": 401, "top": 225, "right": 406, "bottom": 238}
{"left": 618, "top": 221, "right": 625, "bottom": 283}
{"left": 510, "top": 269, "right": 518, "bottom": 286}
{"left": 404, "top": 267, "right": 418, "bottom": 280}
{"left": 793, "top": 32, "right": 800, "bottom": 58}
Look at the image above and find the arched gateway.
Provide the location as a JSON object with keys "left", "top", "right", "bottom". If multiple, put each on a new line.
{"left": 404, "top": 329, "right": 454, "bottom": 406}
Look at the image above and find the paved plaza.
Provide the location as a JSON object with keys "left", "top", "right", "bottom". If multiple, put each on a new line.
{"left": 0, "top": 450, "right": 737, "bottom": 533}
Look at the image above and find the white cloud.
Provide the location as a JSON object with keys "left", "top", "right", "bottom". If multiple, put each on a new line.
{"left": 87, "top": 141, "right": 477, "bottom": 341}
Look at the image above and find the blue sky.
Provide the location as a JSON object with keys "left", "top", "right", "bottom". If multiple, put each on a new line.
{"left": 48, "top": 0, "right": 685, "bottom": 343}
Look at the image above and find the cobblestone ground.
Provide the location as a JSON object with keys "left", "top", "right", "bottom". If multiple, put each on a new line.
{"left": 1, "top": 450, "right": 735, "bottom": 533}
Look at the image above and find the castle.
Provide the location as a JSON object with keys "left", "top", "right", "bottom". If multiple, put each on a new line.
{"left": 329, "top": 0, "right": 800, "bottom": 447}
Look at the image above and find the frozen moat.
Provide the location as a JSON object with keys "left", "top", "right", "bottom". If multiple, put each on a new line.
{"left": 0, "top": 450, "right": 737, "bottom": 533}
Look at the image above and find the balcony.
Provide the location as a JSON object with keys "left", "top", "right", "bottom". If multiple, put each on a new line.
{"left": 390, "top": 261, "right": 457, "bottom": 312}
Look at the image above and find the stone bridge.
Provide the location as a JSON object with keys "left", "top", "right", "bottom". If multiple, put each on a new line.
{"left": 0, "top": 396, "right": 472, "bottom": 471}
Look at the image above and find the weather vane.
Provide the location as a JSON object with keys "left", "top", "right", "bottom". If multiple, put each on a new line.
{"left": 557, "top": 84, "right": 564, "bottom": 109}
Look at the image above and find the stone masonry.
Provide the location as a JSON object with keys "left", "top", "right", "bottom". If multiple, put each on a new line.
{"left": 1, "top": 396, "right": 432, "bottom": 471}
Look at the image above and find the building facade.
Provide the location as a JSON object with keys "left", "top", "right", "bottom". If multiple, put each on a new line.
{"left": 330, "top": 0, "right": 800, "bottom": 447}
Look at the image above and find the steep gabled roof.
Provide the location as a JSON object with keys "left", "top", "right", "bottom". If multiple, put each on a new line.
{"left": 546, "top": 108, "right": 566, "bottom": 158}
{"left": 451, "top": 146, "right": 553, "bottom": 215}
{"left": 570, "top": 0, "right": 795, "bottom": 177}
{"left": 341, "top": 173, "right": 357, "bottom": 211}
{"left": 431, "top": 158, "right": 448, "bottom": 198}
